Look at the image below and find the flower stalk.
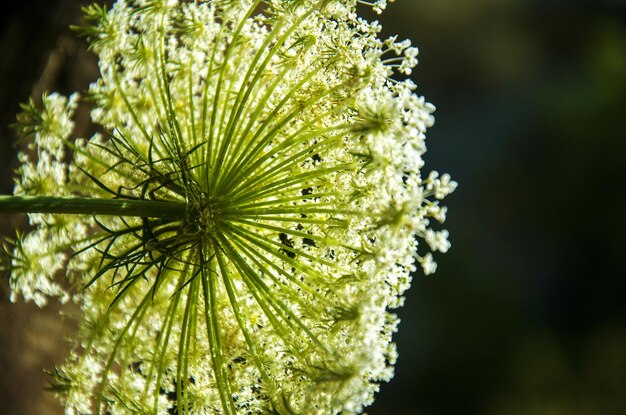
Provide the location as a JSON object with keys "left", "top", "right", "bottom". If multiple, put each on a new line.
{"left": 0, "top": 196, "right": 187, "bottom": 219}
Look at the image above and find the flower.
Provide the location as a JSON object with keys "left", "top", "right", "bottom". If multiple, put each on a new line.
{"left": 5, "top": 0, "right": 456, "bottom": 414}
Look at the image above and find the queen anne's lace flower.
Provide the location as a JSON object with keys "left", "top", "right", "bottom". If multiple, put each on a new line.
{"left": 5, "top": 0, "right": 455, "bottom": 414}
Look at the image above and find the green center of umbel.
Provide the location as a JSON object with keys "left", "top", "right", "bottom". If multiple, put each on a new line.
{"left": 190, "top": 192, "right": 224, "bottom": 242}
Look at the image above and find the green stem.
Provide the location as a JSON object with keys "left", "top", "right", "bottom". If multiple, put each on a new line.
{"left": 0, "top": 195, "right": 187, "bottom": 219}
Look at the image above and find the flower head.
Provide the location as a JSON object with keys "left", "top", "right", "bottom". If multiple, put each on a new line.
{"left": 6, "top": 0, "right": 455, "bottom": 413}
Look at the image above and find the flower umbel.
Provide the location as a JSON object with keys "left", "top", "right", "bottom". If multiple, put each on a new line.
{"left": 3, "top": 1, "right": 456, "bottom": 414}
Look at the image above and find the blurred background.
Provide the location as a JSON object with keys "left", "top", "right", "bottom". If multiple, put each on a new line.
{"left": 1, "top": 1, "right": 625, "bottom": 414}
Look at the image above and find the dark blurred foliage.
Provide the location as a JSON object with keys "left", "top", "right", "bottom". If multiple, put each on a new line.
{"left": 1, "top": 1, "right": 626, "bottom": 414}
{"left": 368, "top": 1, "right": 626, "bottom": 414}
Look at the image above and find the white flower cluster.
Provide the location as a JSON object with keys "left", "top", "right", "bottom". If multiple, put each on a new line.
{"left": 7, "top": 1, "right": 455, "bottom": 414}
{"left": 9, "top": 93, "right": 90, "bottom": 306}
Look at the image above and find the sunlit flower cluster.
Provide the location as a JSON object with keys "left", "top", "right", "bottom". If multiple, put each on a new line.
{"left": 6, "top": 0, "right": 455, "bottom": 413}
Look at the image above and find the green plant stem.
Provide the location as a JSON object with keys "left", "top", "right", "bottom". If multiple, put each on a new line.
{"left": 0, "top": 195, "right": 187, "bottom": 219}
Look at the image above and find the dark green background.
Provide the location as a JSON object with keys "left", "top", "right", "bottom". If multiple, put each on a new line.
{"left": 1, "top": 1, "right": 625, "bottom": 414}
